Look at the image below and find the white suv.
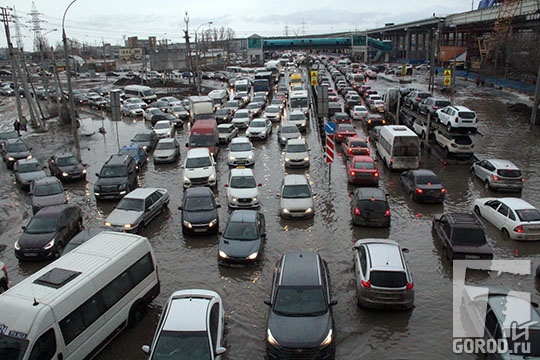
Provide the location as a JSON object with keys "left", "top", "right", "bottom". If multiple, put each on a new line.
{"left": 225, "top": 167, "right": 261, "bottom": 208}
{"left": 436, "top": 105, "right": 477, "bottom": 132}
{"left": 278, "top": 174, "right": 315, "bottom": 219}
{"left": 182, "top": 148, "right": 217, "bottom": 189}
{"left": 228, "top": 137, "right": 255, "bottom": 166}
{"left": 433, "top": 130, "right": 474, "bottom": 157}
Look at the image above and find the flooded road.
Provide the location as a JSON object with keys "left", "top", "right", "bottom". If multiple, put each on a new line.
{"left": 1, "top": 73, "right": 540, "bottom": 359}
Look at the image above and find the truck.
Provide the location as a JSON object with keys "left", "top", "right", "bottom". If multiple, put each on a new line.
{"left": 188, "top": 95, "right": 214, "bottom": 124}
{"left": 208, "top": 89, "right": 229, "bottom": 110}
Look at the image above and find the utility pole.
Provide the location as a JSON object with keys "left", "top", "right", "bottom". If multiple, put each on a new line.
{"left": 184, "top": 12, "right": 194, "bottom": 87}
{"left": 1, "top": 7, "right": 24, "bottom": 125}
{"left": 530, "top": 63, "right": 540, "bottom": 129}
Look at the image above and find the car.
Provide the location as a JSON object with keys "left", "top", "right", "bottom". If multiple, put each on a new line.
{"left": 351, "top": 188, "right": 390, "bottom": 227}
{"left": 143, "top": 107, "right": 164, "bottom": 122}
{"left": 131, "top": 130, "right": 158, "bottom": 152}
{"left": 341, "top": 137, "right": 370, "bottom": 158}
{"left": 182, "top": 147, "right": 217, "bottom": 189}
{"left": 470, "top": 159, "right": 524, "bottom": 192}
{"left": 217, "top": 123, "right": 238, "bottom": 144}
{"left": 277, "top": 123, "right": 301, "bottom": 147}
{"left": 246, "top": 118, "right": 272, "bottom": 140}
{"left": 351, "top": 105, "right": 368, "bottom": 121}
{"left": 372, "top": 100, "right": 385, "bottom": 113}
{"left": 247, "top": 102, "right": 263, "bottom": 118}
{"left": 432, "top": 212, "right": 494, "bottom": 261}
{"left": 118, "top": 145, "right": 148, "bottom": 171}
{"left": 364, "top": 114, "right": 386, "bottom": 130}
{"left": 153, "top": 137, "right": 180, "bottom": 164}
{"left": 0, "top": 130, "right": 19, "bottom": 146}
{"left": 0, "top": 85, "right": 15, "bottom": 96}
{"left": 264, "top": 105, "right": 282, "bottom": 122}
{"left": 152, "top": 100, "right": 170, "bottom": 111}
{"left": 124, "top": 97, "right": 148, "bottom": 110}
{"left": 159, "top": 96, "right": 182, "bottom": 107}
{"left": 0, "top": 260, "right": 7, "bottom": 294}
{"left": 149, "top": 112, "right": 180, "bottom": 127}
{"left": 284, "top": 138, "right": 310, "bottom": 168}
{"left": 473, "top": 197, "right": 540, "bottom": 240}
{"left": 368, "top": 126, "right": 383, "bottom": 143}
{"left": 104, "top": 188, "right": 169, "bottom": 233}
{"left": 270, "top": 98, "right": 285, "bottom": 112}
{"left": 227, "top": 137, "right": 255, "bottom": 166}
{"left": 411, "top": 117, "right": 430, "bottom": 140}
{"left": 47, "top": 152, "right": 87, "bottom": 181}
{"left": 179, "top": 187, "right": 220, "bottom": 235}
{"left": 278, "top": 174, "right": 315, "bottom": 219}
{"left": 152, "top": 120, "right": 175, "bottom": 139}
{"left": 433, "top": 130, "right": 475, "bottom": 157}
{"left": 142, "top": 289, "right": 226, "bottom": 360}
{"left": 400, "top": 169, "right": 446, "bottom": 203}
{"left": 288, "top": 109, "right": 307, "bottom": 132}
{"left": 121, "top": 103, "right": 143, "bottom": 117}
{"left": 29, "top": 176, "right": 67, "bottom": 214}
{"left": 94, "top": 154, "right": 139, "bottom": 201}
{"left": 353, "top": 238, "right": 414, "bottom": 310}
{"left": 62, "top": 227, "right": 106, "bottom": 254}
{"left": 365, "top": 94, "right": 382, "bottom": 111}
{"left": 13, "top": 158, "right": 47, "bottom": 190}
{"left": 218, "top": 210, "right": 266, "bottom": 266}
{"left": 346, "top": 155, "right": 379, "bottom": 186}
{"left": 224, "top": 99, "right": 241, "bottom": 114}
{"left": 234, "top": 91, "right": 250, "bottom": 105}
{"left": 265, "top": 251, "right": 336, "bottom": 360}
{"left": 225, "top": 167, "right": 261, "bottom": 208}
{"left": 1, "top": 138, "right": 32, "bottom": 170}
{"left": 331, "top": 112, "right": 351, "bottom": 124}
{"left": 335, "top": 123, "right": 357, "bottom": 144}
{"left": 214, "top": 108, "right": 233, "bottom": 124}
{"left": 436, "top": 105, "right": 478, "bottom": 132}
{"left": 404, "top": 90, "right": 432, "bottom": 111}
{"left": 167, "top": 105, "right": 189, "bottom": 121}
{"left": 231, "top": 109, "right": 251, "bottom": 129}
{"left": 14, "top": 204, "right": 83, "bottom": 260}
{"left": 418, "top": 97, "right": 451, "bottom": 118}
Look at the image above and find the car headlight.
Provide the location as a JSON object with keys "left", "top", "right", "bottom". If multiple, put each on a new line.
{"left": 123, "top": 224, "right": 133, "bottom": 229}
{"left": 14, "top": 241, "right": 20, "bottom": 250}
{"left": 285, "top": 158, "right": 291, "bottom": 162}
{"left": 104, "top": 221, "right": 111, "bottom": 227}
{"left": 26, "top": 155, "right": 32, "bottom": 160}
{"left": 7, "top": 156, "right": 14, "bottom": 161}
{"left": 267, "top": 329, "right": 280, "bottom": 346}
{"left": 62, "top": 172, "right": 69, "bottom": 177}
{"left": 119, "top": 184, "right": 127, "bottom": 191}
{"left": 247, "top": 251, "right": 258, "bottom": 260}
{"left": 305, "top": 207, "right": 313, "bottom": 213}
{"left": 166, "top": 131, "right": 171, "bottom": 136}
{"left": 229, "top": 156, "right": 236, "bottom": 161}
{"left": 183, "top": 177, "right": 191, "bottom": 184}
{"left": 320, "top": 329, "right": 333, "bottom": 347}
{"left": 183, "top": 220, "right": 192, "bottom": 228}
{"left": 82, "top": 169, "right": 87, "bottom": 174}
{"left": 301, "top": 122, "right": 306, "bottom": 127}
{"left": 252, "top": 197, "right": 258, "bottom": 202}
{"left": 304, "top": 157, "right": 310, "bottom": 161}
{"left": 247, "top": 155, "right": 253, "bottom": 160}
{"left": 218, "top": 250, "right": 228, "bottom": 259}
{"left": 246, "top": 131, "right": 251, "bottom": 136}
{"left": 209, "top": 173, "right": 216, "bottom": 181}
{"left": 43, "top": 238, "right": 55, "bottom": 250}
{"left": 142, "top": 145, "right": 148, "bottom": 150}
{"left": 231, "top": 197, "right": 238, "bottom": 203}
{"left": 209, "top": 218, "right": 218, "bottom": 227}
{"left": 282, "top": 208, "right": 290, "bottom": 214}
{"left": 281, "top": 137, "right": 287, "bottom": 142}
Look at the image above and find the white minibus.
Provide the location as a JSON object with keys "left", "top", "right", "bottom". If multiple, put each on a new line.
{"left": 376, "top": 125, "right": 420, "bottom": 170}
{"left": 124, "top": 85, "right": 157, "bottom": 103}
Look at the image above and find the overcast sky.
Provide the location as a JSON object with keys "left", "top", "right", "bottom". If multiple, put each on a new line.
{"left": 5, "top": 0, "right": 477, "bottom": 51}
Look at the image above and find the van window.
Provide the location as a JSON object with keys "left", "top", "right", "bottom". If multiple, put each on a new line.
{"left": 28, "top": 328, "right": 56, "bottom": 360}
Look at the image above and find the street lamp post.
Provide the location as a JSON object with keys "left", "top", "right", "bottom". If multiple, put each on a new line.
{"left": 195, "top": 21, "right": 213, "bottom": 95}
{"left": 62, "top": 0, "right": 81, "bottom": 162}
{"left": 449, "top": 24, "right": 457, "bottom": 103}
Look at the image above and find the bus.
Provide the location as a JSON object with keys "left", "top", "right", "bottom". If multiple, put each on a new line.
{"left": 289, "top": 73, "right": 303, "bottom": 89}
{"left": 376, "top": 125, "right": 420, "bottom": 170}
{"left": 289, "top": 90, "right": 310, "bottom": 116}
{"left": 124, "top": 85, "right": 157, "bottom": 103}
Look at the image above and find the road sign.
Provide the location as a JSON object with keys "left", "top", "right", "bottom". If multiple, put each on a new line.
{"left": 310, "top": 70, "right": 318, "bottom": 86}
{"left": 325, "top": 134, "right": 335, "bottom": 163}
{"left": 324, "top": 121, "right": 337, "bottom": 134}
{"left": 443, "top": 77, "right": 451, "bottom": 86}
{"left": 444, "top": 69, "right": 451, "bottom": 77}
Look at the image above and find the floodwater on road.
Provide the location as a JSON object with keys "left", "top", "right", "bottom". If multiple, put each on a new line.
{"left": 1, "top": 74, "right": 540, "bottom": 359}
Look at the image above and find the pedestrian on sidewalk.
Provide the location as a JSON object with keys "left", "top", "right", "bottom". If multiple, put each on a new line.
{"left": 13, "top": 120, "right": 21, "bottom": 136}
{"left": 20, "top": 117, "right": 27, "bottom": 131}
{"left": 435, "top": 69, "right": 439, "bottom": 77}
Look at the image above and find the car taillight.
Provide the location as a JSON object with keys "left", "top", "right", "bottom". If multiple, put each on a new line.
{"left": 522, "top": 177, "right": 525, "bottom": 183}
{"left": 514, "top": 225, "right": 524, "bottom": 233}
{"left": 451, "top": 143, "right": 457, "bottom": 148}
{"left": 415, "top": 188, "right": 423, "bottom": 194}
{"left": 350, "top": 170, "right": 356, "bottom": 176}
{"left": 433, "top": 106, "right": 439, "bottom": 110}
{"left": 361, "top": 280, "right": 371, "bottom": 289}
{"left": 338, "top": 134, "right": 343, "bottom": 138}
{"left": 415, "top": 97, "right": 420, "bottom": 101}
{"left": 384, "top": 210, "right": 391, "bottom": 217}
{"left": 441, "top": 188, "right": 446, "bottom": 193}
{"left": 454, "top": 117, "right": 458, "bottom": 123}
{"left": 1, "top": 264, "right": 6, "bottom": 272}
{"left": 354, "top": 207, "right": 361, "bottom": 215}
{"left": 374, "top": 172, "right": 379, "bottom": 177}
{"left": 382, "top": 120, "right": 386, "bottom": 124}
{"left": 366, "top": 149, "right": 370, "bottom": 155}
{"left": 368, "top": 119, "right": 372, "bottom": 124}
{"left": 471, "top": 144, "right": 475, "bottom": 148}
{"left": 406, "top": 282, "right": 414, "bottom": 290}
{"left": 348, "top": 149, "right": 352, "bottom": 154}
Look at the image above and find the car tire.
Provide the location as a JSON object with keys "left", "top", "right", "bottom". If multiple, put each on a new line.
{"left": 502, "top": 228, "right": 510, "bottom": 239}
{"left": 474, "top": 206, "right": 481, "bottom": 217}
{"left": 128, "top": 301, "right": 146, "bottom": 327}
{"left": 53, "top": 242, "right": 64, "bottom": 259}
{"left": 409, "top": 192, "right": 415, "bottom": 202}
{"left": 484, "top": 180, "right": 491, "bottom": 190}
{"left": 447, "top": 123, "right": 453, "bottom": 132}
{"left": 77, "top": 219, "right": 83, "bottom": 232}
{"left": 444, "top": 147, "right": 450, "bottom": 158}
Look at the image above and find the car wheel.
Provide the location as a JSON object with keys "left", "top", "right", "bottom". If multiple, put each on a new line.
{"left": 409, "top": 192, "right": 415, "bottom": 202}
{"left": 0, "top": 281, "right": 6, "bottom": 294}
{"left": 421, "top": 131, "right": 426, "bottom": 140}
{"left": 410, "top": 104, "right": 414, "bottom": 110}
{"left": 77, "top": 219, "right": 83, "bottom": 232}
{"left": 53, "top": 242, "right": 64, "bottom": 259}
{"left": 447, "top": 123, "right": 452, "bottom": 132}
{"left": 444, "top": 147, "right": 450, "bottom": 158}
{"left": 474, "top": 206, "right": 481, "bottom": 217}
{"left": 484, "top": 180, "right": 491, "bottom": 190}
{"left": 502, "top": 228, "right": 510, "bottom": 239}
{"left": 128, "top": 301, "right": 146, "bottom": 327}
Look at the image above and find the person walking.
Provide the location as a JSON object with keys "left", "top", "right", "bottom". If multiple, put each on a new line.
{"left": 20, "top": 117, "right": 27, "bottom": 131}
{"left": 13, "top": 120, "right": 21, "bottom": 136}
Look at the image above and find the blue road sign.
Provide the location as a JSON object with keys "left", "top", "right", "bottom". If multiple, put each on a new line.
{"left": 324, "top": 121, "right": 337, "bottom": 134}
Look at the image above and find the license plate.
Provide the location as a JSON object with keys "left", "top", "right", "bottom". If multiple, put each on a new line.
{"left": 193, "top": 228, "right": 206, "bottom": 232}
{"left": 24, "top": 253, "right": 37, "bottom": 257}
{"left": 465, "top": 255, "right": 480, "bottom": 259}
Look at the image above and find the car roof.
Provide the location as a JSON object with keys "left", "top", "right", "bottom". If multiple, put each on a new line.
{"left": 282, "top": 174, "right": 308, "bottom": 186}
{"left": 105, "top": 154, "right": 131, "bottom": 165}
{"left": 164, "top": 297, "right": 210, "bottom": 331}
{"left": 230, "top": 168, "right": 254, "bottom": 177}
{"left": 229, "top": 209, "right": 259, "bottom": 223}
{"left": 53, "top": 152, "right": 76, "bottom": 159}
{"left": 230, "top": 136, "right": 251, "bottom": 144}
{"left": 451, "top": 105, "right": 473, "bottom": 111}
{"left": 361, "top": 240, "right": 405, "bottom": 271}
{"left": 33, "top": 176, "right": 62, "bottom": 186}
{"left": 280, "top": 252, "right": 322, "bottom": 287}
{"left": 186, "top": 147, "right": 211, "bottom": 157}
{"left": 351, "top": 155, "right": 374, "bottom": 162}
{"left": 184, "top": 186, "right": 214, "bottom": 198}
{"left": 498, "top": 197, "right": 536, "bottom": 209}
{"left": 16, "top": 158, "right": 39, "bottom": 165}
{"left": 354, "top": 187, "right": 387, "bottom": 200}
{"left": 157, "top": 138, "right": 175, "bottom": 144}
{"left": 120, "top": 144, "right": 142, "bottom": 150}
{"left": 408, "top": 169, "right": 437, "bottom": 177}
{"left": 485, "top": 159, "right": 519, "bottom": 169}
{"left": 123, "top": 188, "right": 163, "bottom": 199}
{"left": 286, "top": 138, "right": 306, "bottom": 146}
{"left": 486, "top": 290, "right": 540, "bottom": 329}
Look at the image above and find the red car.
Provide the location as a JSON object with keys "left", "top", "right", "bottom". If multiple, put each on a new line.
{"left": 341, "top": 137, "right": 370, "bottom": 158}
{"left": 335, "top": 124, "right": 357, "bottom": 143}
{"left": 346, "top": 155, "right": 379, "bottom": 186}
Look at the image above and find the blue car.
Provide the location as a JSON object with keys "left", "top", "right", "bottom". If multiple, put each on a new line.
{"left": 118, "top": 145, "right": 147, "bottom": 171}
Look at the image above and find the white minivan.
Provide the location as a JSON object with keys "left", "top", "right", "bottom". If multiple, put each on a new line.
{"left": 0, "top": 231, "right": 160, "bottom": 359}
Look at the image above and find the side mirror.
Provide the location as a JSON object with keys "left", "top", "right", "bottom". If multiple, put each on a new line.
{"left": 95, "top": 173, "right": 100, "bottom": 177}
{"left": 264, "top": 300, "right": 272, "bottom": 306}
{"left": 178, "top": 206, "right": 183, "bottom": 210}
{"left": 402, "top": 248, "right": 410, "bottom": 254}
{"left": 329, "top": 299, "right": 338, "bottom": 306}
{"left": 216, "top": 347, "right": 227, "bottom": 356}
{"left": 216, "top": 204, "right": 221, "bottom": 208}
{"left": 185, "top": 143, "right": 189, "bottom": 148}
{"left": 21, "top": 226, "right": 26, "bottom": 230}
{"left": 141, "top": 345, "right": 150, "bottom": 354}
{"left": 218, "top": 231, "right": 223, "bottom": 235}
{"left": 258, "top": 183, "right": 262, "bottom": 187}
{"left": 224, "top": 184, "right": 229, "bottom": 187}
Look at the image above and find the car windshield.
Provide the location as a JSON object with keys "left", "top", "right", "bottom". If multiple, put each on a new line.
{"left": 116, "top": 198, "right": 144, "bottom": 211}
{"left": 393, "top": 137, "right": 419, "bottom": 157}
{"left": 234, "top": 112, "right": 248, "bottom": 119}
{"left": 142, "top": 89, "right": 154, "bottom": 97}
{"left": 289, "top": 114, "right": 305, "bottom": 121}
{"left": 266, "top": 107, "right": 279, "bottom": 113}
{"left": 250, "top": 121, "right": 265, "bottom": 128}
{"left": 18, "top": 163, "right": 41, "bottom": 172}
{"left": 156, "top": 141, "right": 175, "bottom": 150}
{"left": 273, "top": 286, "right": 327, "bottom": 316}
{"left": 357, "top": 199, "right": 387, "bottom": 213}
{"left": 151, "top": 330, "right": 211, "bottom": 360}
{"left": 230, "top": 176, "right": 256, "bottom": 188}
{"left": 218, "top": 127, "right": 233, "bottom": 134}
{"left": 416, "top": 175, "right": 440, "bottom": 185}
{"left": 171, "top": 106, "right": 185, "bottom": 112}
{"left": 0, "top": 334, "right": 29, "bottom": 359}
{"left": 185, "top": 196, "right": 214, "bottom": 211}
{"left": 247, "top": 104, "right": 259, "bottom": 110}
{"left": 216, "top": 109, "right": 229, "bottom": 115}
{"left": 281, "top": 126, "right": 298, "bottom": 134}
{"left": 452, "top": 228, "right": 487, "bottom": 244}
{"left": 186, "top": 156, "right": 211, "bottom": 168}
{"left": 133, "top": 133, "right": 151, "bottom": 142}
{"left": 454, "top": 136, "right": 472, "bottom": 145}
{"left": 223, "top": 221, "right": 259, "bottom": 240}
{"left": 26, "top": 216, "right": 57, "bottom": 233}
{"left": 34, "top": 182, "right": 63, "bottom": 196}
{"left": 282, "top": 184, "right": 311, "bottom": 199}
{"left": 189, "top": 135, "right": 214, "bottom": 147}
{"left": 100, "top": 165, "right": 126, "bottom": 178}
{"left": 370, "top": 270, "right": 407, "bottom": 288}
{"left": 119, "top": 148, "right": 140, "bottom": 158}
{"left": 0, "top": 131, "right": 18, "bottom": 140}
{"left": 496, "top": 169, "right": 522, "bottom": 178}
{"left": 127, "top": 104, "right": 139, "bottom": 109}
{"left": 230, "top": 143, "right": 251, "bottom": 152}
{"left": 286, "top": 144, "right": 307, "bottom": 153}
{"left": 338, "top": 125, "right": 355, "bottom": 132}
{"left": 436, "top": 100, "right": 450, "bottom": 107}
{"left": 516, "top": 209, "right": 540, "bottom": 222}
{"left": 155, "top": 122, "right": 170, "bottom": 130}
{"left": 353, "top": 161, "right": 375, "bottom": 170}
{"left": 7, "top": 143, "right": 28, "bottom": 152}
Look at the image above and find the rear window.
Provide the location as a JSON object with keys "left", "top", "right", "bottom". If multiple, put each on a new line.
{"left": 516, "top": 209, "right": 540, "bottom": 222}
{"left": 496, "top": 169, "right": 522, "bottom": 178}
{"left": 369, "top": 270, "right": 407, "bottom": 288}
{"left": 436, "top": 100, "right": 450, "bottom": 107}
{"left": 357, "top": 199, "right": 387, "bottom": 212}
{"left": 458, "top": 111, "right": 476, "bottom": 119}
{"left": 416, "top": 175, "right": 440, "bottom": 185}
{"left": 452, "top": 228, "right": 487, "bottom": 244}
{"left": 353, "top": 162, "right": 375, "bottom": 170}
{"left": 454, "top": 136, "right": 473, "bottom": 145}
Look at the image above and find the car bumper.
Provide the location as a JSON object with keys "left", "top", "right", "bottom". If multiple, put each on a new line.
{"left": 153, "top": 156, "right": 176, "bottom": 163}
{"left": 15, "top": 247, "right": 55, "bottom": 260}
{"left": 218, "top": 256, "right": 260, "bottom": 267}
{"left": 352, "top": 215, "right": 390, "bottom": 227}
{"left": 247, "top": 133, "right": 268, "bottom": 140}
{"left": 94, "top": 191, "right": 127, "bottom": 200}
{"left": 266, "top": 342, "right": 335, "bottom": 360}
{"left": 285, "top": 160, "right": 310, "bottom": 168}
{"left": 228, "top": 159, "right": 254, "bottom": 167}
{"left": 183, "top": 223, "right": 219, "bottom": 235}
{"left": 280, "top": 210, "right": 314, "bottom": 219}
{"left": 348, "top": 176, "right": 378, "bottom": 186}
{"left": 357, "top": 289, "right": 414, "bottom": 310}
{"left": 488, "top": 181, "right": 523, "bottom": 192}
{"left": 229, "top": 200, "right": 260, "bottom": 208}
{"left": 58, "top": 172, "right": 86, "bottom": 181}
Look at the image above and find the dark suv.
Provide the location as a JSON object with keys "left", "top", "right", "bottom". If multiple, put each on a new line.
{"left": 265, "top": 252, "right": 337, "bottom": 360}
{"left": 432, "top": 212, "right": 493, "bottom": 261}
{"left": 94, "top": 154, "right": 138, "bottom": 200}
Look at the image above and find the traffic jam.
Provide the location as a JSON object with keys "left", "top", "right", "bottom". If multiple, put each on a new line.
{"left": 0, "top": 51, "right": 540, "bottom": 359}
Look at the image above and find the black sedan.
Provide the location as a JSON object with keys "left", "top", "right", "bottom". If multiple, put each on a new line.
{"left": 14, "top": 204, "right": 83, "bottom": 260}
{"left": 217, "top": 210, "right": 266, "bottom": 267}
{"left": 48, "top": 153, "right": 87, "bottom": 182}
{"left": 400, "top": 169, "right": 446, "bottom": 203}
{"left": 179, "top": 187, "right": 220, "bottom": 235}
{"left": 150, "top": 112, "right": 182, "bottom": 127}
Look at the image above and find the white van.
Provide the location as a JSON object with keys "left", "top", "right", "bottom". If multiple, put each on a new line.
{"left": 208, "top": 89, "right": 229, "bottom": 110}
{"left": 124, "top": 85, "right": 157, "bottom": 103}
{"left": 0, "top": 231, "right": 160, "bottom": 359}
{"left": 376, "top": 125, "right": 420, "bottom": 170}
